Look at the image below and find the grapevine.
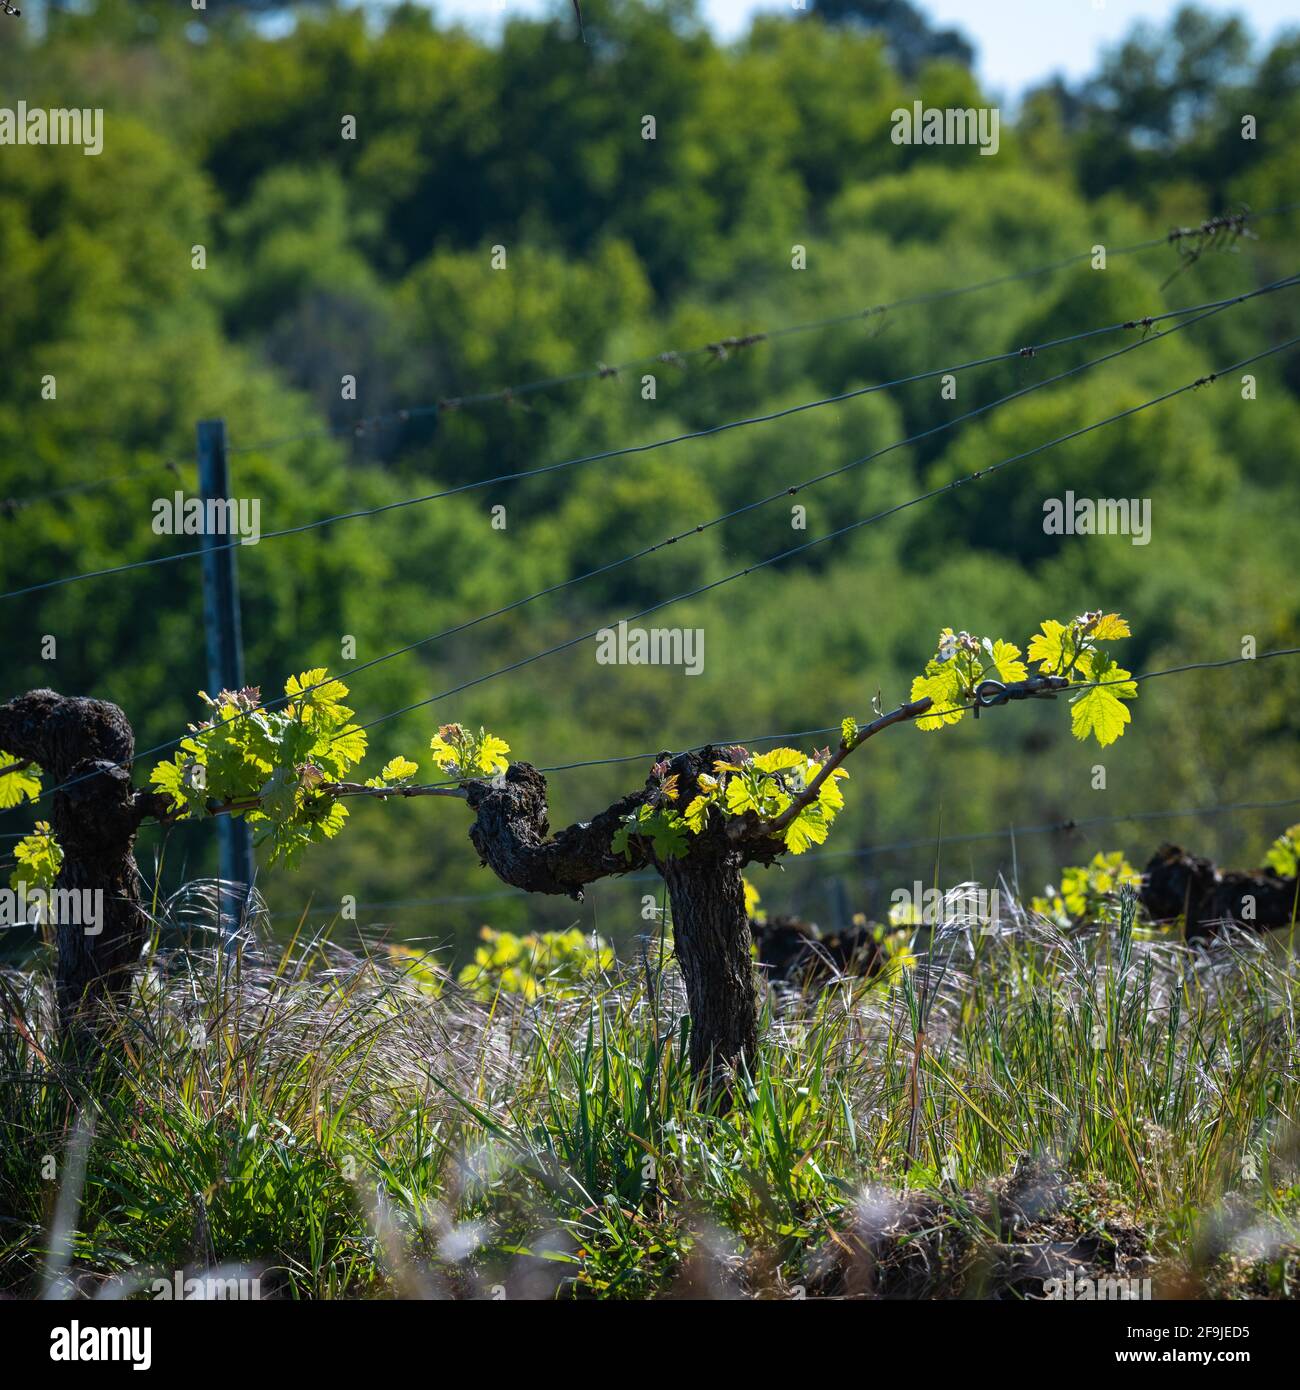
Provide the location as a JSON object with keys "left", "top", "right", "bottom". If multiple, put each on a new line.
{"left": 2, "top": 612, "right": 1142, "bottom": 875}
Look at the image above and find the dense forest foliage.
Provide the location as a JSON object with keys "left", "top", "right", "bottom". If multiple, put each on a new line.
{"left": 2, "top": 0, "right": 1298, "bottom": 957}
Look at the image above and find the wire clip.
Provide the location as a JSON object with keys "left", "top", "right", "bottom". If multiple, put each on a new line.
{"left": 972, "top": 674, "right": 1070, "bottom": 717}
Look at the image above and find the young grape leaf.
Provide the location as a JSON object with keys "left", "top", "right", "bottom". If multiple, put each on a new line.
{"left": 648, "top": 813, "right": 689, "bottom": 861}
{"left": 0, "top": 753, "right": 41, "bottom": 810}
{"left": 783, "top": 805, "right": 831, "bottom": 854}
{"left": 475, "top": 733, "right": 511, "bottom": 776}
{"left": 363, "top": 755, "right": 419, "bottom": 788}
{"left": 285, "top": 669, "right": 352, "bottom": 723}
{"left": 611, "top": 821, "right": 634, "bottom": 861}
{"left": 751, "top": 747, "right": 804, "bottom": 774}
{"left": 725, "top": 778, "right": 761, "bottom": 815}
{"left": 1090, "top": 613, "right": 1131, "bottom": 641}
{"left": 1027, "top": 619, "right": 1069, "bottom": 673}
{"left": 11, "top": 822, "right": 63, "bottom": 892}
{"left": 987, "top": 639, "right": 1027, "bottom": 683}
{"left": 1069, "top": 656, "right": 1136, "bottom": 746}
{"left": 910, "top": 670, "right": 966, "bottom": 730}
{"left": 815, "top": 767, "right": 848, "bottom": 813}
{"left": 320, "top": 725, "right": 368, "bottom": 773}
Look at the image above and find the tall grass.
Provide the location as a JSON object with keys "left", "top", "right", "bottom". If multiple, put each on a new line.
{"left": 1, "top": 881, "right": 1296, "bottom": 1298}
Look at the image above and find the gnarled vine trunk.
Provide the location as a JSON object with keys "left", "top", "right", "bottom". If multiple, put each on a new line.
{"left": 464, "top": 749, "right": 770, "bottom": 1083}
{"left": 0, "top": 691, "right": 149, "bottom": 1035}
{"left": 662, "top": 845, "right": 756, "bottom": 1077}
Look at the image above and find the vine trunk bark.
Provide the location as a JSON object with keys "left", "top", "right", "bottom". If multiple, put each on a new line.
{"left": 661, "top": 844, "right": 757, "bottom": 1079}
{"left": 0, "top": 691, "right": 149, "bottom": 1036}
{"left": 463, "top": 754, "right": 764, "bottom": 1082}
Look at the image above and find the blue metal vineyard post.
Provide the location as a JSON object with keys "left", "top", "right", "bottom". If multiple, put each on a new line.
{"left": 197, "top": 419, "right": 254, "bottom": 935}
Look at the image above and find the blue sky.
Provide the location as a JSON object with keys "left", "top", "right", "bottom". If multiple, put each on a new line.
{"left": 410, "top": 0, "right": 1297, "bottom": 96}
